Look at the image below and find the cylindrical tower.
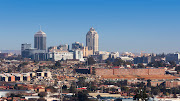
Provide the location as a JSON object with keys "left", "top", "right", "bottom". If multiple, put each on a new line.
{"left": 34, "top": 30, "right": 46, "bottom": 50}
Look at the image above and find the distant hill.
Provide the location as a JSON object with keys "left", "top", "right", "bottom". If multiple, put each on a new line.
{"left": 0, "top": 50, "right": 21, "bottom": 55}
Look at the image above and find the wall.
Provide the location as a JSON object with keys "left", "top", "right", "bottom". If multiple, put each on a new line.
{"left": 95, "top": 68, "right": 165, "bottom": 76}
{"left": 95, "top": 69, "right": 114, "bottom": 76}
{"left": 148, "top": 69, "right": 165, "bottom": 75}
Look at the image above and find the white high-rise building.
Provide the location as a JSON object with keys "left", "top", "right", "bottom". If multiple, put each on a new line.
{"left": 49, "top": 51, "right": 73, "bottom": 61}
{"left": 21, "top": 43, "right": 31, "bottom": 51}
{"left": 34, "top": 30, "right": 46, "bottom": 50}
{"left": 86, "top": 27, "right": 99, "bottom": 55}
{"left": 74, "top": 50, "right": 84, "bottom": 61}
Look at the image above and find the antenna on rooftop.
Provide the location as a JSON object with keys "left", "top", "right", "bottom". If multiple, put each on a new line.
{"left": 39, "top": 25, "right": 42, "bottom": 31}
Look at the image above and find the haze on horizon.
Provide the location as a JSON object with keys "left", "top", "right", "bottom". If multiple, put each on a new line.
{"left": 0, "top": 0, "right": 180, "bottom": 54}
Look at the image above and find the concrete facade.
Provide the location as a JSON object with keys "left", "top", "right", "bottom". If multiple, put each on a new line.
{"left": 34, "top": 30, "right": 46, "bottom": 50}
{"left": 166, "top": 53, "right": 180, "bottom": 64}
{"left": 86, "top": 27, "right": 99, "bottom": 55}
{"left": 74, "top": 50, "right": 84, "bottom": 61}
{"left": 72, "top": 42, "right": 83, "bottom": 50}
{"left": 49, "top": 51, "right": 73, "bottom": 61}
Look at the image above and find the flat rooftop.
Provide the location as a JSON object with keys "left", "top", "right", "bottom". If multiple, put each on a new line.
{"left": 100, "top": 75, "right": 179, "bottom": 80}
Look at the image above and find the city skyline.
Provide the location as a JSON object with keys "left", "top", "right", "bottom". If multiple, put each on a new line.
{"left": 0, "top": 0, "right": 180, "bottom": 53}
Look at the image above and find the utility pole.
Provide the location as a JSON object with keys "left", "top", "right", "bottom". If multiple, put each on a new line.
{"left": 87, "top": 57, "right": 88, "bottom": 68}
{"left": 59, "top": 81, "right": 63, "bottom": 101}
{"left": 90, "top": 81, "right": 91, "bottom": 92}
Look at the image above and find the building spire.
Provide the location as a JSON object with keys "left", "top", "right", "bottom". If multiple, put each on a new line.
{"left": 90, "top": 27, "right": 95, "bottom": 31}
{"left": 39, "top": 25, "right": 42, "bottom": 31}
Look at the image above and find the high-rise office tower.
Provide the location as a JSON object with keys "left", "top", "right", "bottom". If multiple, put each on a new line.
{"left": 57, "top": 44, "right": 69, "bottom": 51}
{"left": 21, "top": 43, "right": 31, "bottom": 55}
{"left": 34, "top": 29, "right": 46, "bottom": 50}
{"left": 21, "top": 43, "right": 31, "bottom": 51}
{"left": 86, "top": 27, "right": 99, "bottom": 54}
{"left": 72, "top": 42, "right": 83, "bottom": 50}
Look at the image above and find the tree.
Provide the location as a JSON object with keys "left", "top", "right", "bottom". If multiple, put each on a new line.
{"left": 62, "top": 85, "right": 67, "bottom": 90}
{"left": 28, "top": 98, "right": 38, "bottom": 101}
{"left": 169, "top": 61, "right": 176, "bottom": 67}
{"left": 92, "top": 67, "right": 96, "bottom": 75}
{"left": 147, "top": 61, "right": 166, "bottom": 67}
{"left": 37, "top": 98, "right": 46, "bottom": 101}
{"left": 14, "top": 84, "right": 27, "bottom": 90}
{"left": 87, "top": 81, "right": 97, "bottom": 92}
{"left": 175, "top": 66, "right": 180, "bottom": 73}
{"left": 77, "top": 91, "right": 89, "bottom": 101}
{"left": 112, "top": 58, "right": 124, "bottom": 66}
{"left": 133, "top": 88, "right": 149, "bottom": 101}
{"left": 133, "top": 94, "right": 141, "bottom": 101}
{"left": 114, "top": 98, "right": 122, "bottom": 101}
{"left": 7, "top": 68, "right": 12, "bottom": 73}
{"left": 22, "top": 62, "right": 28, "bottom": 66}
{"left": 87, "top": 57, "right": 96, "bottom": 65}
{"left": 55, "top": 61, "right": 61, "bottom": 67}
{"left": 121, "top": 86, "right": 129, "bottom": 92}
{"left": 106, "top": 60, "right": 111, "bottom": 66}
{"left": 9, "top": 93, "right": 22, "bottom": 97}
{"left": 69, "top": 84, "right": 76, "bottom": 93}
{"left": 137, "top": 82, "right": 145, "bottom": 88}
{"left": 147, "top": 79, "right": 151, "bottom": 87}
{"left": 38, "top": 92, "right": 47, "bottom": 98}
{"left": 77, "top": 77, "right": 87, "bottom": 87}
{"left": 151, "top": 87, "right": 160, "bottom": 95}
{"left": 173, "top": 91, "right": 177, "bottom": 98}
{"left": 96, "top": 94, "right": 101, "bottom": 99}
{"left": 36, "top": 68, "right": 43, "bottom": 72}
{"left": 137, "top": 63, "right": 145, "bottom": 68}
{"left": 46, "top": 86, "right": 57, "bottom": 93}
{"left": 7, "top": 92, "right": 24, "bottom": 101}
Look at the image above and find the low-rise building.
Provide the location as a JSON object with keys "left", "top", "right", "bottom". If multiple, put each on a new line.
{"left": 49, "top": 51, "right": 73, "bottom": 61}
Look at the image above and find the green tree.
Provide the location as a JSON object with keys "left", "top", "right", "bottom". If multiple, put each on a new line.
{"left": 62, "top": 85, "right": 67, "bottom": 90}
{"left": 77, "top": 91, "right": 89, "bottom": 101}
{"left": 169, "top": 61, "right": 176, "bottom": 67}
{"left": 114, "top": 98, "right": 122, "bottom": 101}
{"left": 7, "top": 68, "right": 12, "bottom": 73}
{"left": 36, "top": 68, "right": 43, "bottom": 72}
{"left": 175, "top": 66, "right": 180, "bottom": 73}
{"left": 96, "top": 94, "right": 102, "bottom": 99}
{"left": 46, "top": 86, "right": 57, "bottom": 93}
{"left": 173, "top": 91, "right": 177, "bottom": 98}
{"left": 106, "top": 60, "right": 111, "bottom": 66}
{"left": 133, "top": 88, "right": 149, "bottom": 101}
{"left": 151, "top": 87, "right": 160, "bottom": 95}
{"left": 69, "top": 84, "right": 76, "bottom": 93}
{"left": 92, "top": 67, "right": 96, "bottom": 75}
{"left": 137, "top": 63, "right": 145, "bottom": 68}
{"left": 55, "top": 61, "right": 61, "bottom": 67}
{"left": 38, "top": 92, "right": 47, "bottom": 98}
{"left": 28, "top": 98, "right": 38, "bottom": 101}
{"left": 87, "top": 81, "right": 97, "bottom": 92}
{"left": 77, "top": 77, "right": 87, "bottom": 87}
{"left": 87, "top": 57, "right": 96, "bottom": 65}
{"left": 147, "top": 79, "right": 151, "bottom": 87}
{"left": 112, "top": 58, "right": 124, "bottom": 66}
{"left": 37, "top": 98, "right": 46, "bottom": 101}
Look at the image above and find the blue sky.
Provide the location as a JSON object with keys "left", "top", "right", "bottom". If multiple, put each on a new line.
{"left": 0, "top": 0, "right": 180, "bottom": 53}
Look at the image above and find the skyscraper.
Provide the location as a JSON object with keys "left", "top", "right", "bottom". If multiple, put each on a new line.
{"left": 21, "top": 43, "right": 31, "bottom": 51}
{"left": 86, "top": 27, "right": 99, "bottom": 55}
{"left": 21, "top": 43, "right": 31, "bottom": 56}
{"left": 72, "top": 42, "right": 83, "bottom": 50}
{"left": 34, "top": 30, "right": 46, "bottom": 50}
